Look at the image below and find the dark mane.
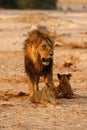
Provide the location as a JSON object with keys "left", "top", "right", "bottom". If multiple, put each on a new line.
{"left": 24, "top": 29, "right": 54, "bottom": 49}
{"left": 25, "top": 54, "right": 53, "bottom": 76}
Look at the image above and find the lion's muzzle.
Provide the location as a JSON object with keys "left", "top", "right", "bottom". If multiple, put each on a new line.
{"left": 41, "top": 57, "right": 53, "bottom": 66}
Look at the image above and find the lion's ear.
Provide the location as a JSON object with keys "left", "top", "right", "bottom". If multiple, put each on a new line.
{"left": 67, "top": 73, "right": 72, "bottom": 80}
{"left": 29, "top": 30, "right": 39, "bottom": 42}
{"left": 57, "top": 73, "right": 62, "bottom": 80}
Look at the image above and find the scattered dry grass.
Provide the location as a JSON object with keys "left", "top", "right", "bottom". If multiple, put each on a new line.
{"left": 71, "top": 40, "right": 87, "bottom": 48}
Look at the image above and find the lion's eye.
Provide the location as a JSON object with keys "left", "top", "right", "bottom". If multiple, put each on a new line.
{"left": 42, "top": 44, "right": 46, "bottom": 48}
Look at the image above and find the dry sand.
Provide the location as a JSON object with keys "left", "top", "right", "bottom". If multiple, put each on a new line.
{"left": 0, "top": 10, "right": 87, "bottom": 130}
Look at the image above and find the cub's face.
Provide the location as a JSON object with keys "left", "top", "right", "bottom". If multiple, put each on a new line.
{"left": 46, "top": 82, "right": 57, "bottom": 98}
{"left": 57, "top": 73, "right": 72, "bottom": 81}
{"left": 37, "top": 39, "right": 54, "bottom": 66}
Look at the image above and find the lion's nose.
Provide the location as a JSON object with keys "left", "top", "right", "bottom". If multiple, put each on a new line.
{"left": 50, "top": 53, "right": 53, "bottom": 56}
{"left": 42, "top": 58, "right": 46, "bottom": 62}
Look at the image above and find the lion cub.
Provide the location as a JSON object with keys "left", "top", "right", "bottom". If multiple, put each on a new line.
{"left": 30, "top": 82, "right": 58, "bottom": 106}
{"left": 56, "top": 73, "right": 74, "bottom": 98}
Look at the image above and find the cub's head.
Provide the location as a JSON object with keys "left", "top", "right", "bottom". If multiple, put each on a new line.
{"left": 46, "top": 82, "right": 57, "bottom": 98}
{"left": 57, "top": 73, "right": 72, "bottom": 82}
{"left": 45, "top": 82, "right": 58, "bottom": 104}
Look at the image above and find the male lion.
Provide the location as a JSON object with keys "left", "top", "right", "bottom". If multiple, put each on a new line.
{"left": 24, "top": 27, "right": 54, "bottom": 98}
{"left": 56, "top": 73, "right": 74, "bottom": 98}
{"left": 30, "top": 82, "right": 58, "bottom": 106}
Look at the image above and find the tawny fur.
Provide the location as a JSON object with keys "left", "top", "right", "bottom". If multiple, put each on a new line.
{"left": 30, "top": 82, "right": 58, "bottom": 106}
{"left": 56, "top": 73, "right": 74, "bottom": 98}
{"left": 24, "top": 27, "right": 54, "bottom": 97}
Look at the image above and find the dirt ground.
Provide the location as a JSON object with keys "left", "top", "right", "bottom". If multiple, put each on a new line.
{"left": 0, "top": 10, "right": 87, "bottom": 130}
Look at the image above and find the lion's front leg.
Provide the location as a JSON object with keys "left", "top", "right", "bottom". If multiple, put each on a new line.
{"left": 27, "top": 76, "right": 35, "bottom": 98}
{"left": 34, "top": 75, "right": 40, "bottom": 91}
{"left": 28, "top": 75, "right": 40, "bottom": 98}
{"left": 44, "top": 65, "right": 53, "bottom": 83}
{"left": 44, "top": 72, "right": 53, "bottom": 83}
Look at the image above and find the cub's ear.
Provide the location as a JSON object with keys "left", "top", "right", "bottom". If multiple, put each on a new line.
{"left": 67, "top": 73, "right": 72, "bottom": 80}
{"left": 46, "top": 81, "right": 54, "bottom": 88}
{"left": 57, "top": 73, "right": 62, "bottom": 80}
{"left": 46, "top": 82, "right": 50, "bottom": 88}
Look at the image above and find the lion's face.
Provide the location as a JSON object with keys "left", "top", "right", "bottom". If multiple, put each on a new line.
{"left": 24, "top": 28, "right": 54, "bottom": 72}
{"left": 37, "top": 38, "right": 54, "bottom": 66}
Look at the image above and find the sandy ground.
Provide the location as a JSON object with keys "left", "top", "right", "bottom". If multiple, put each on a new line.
{"left": 0, "top": 10, "right": 87, "bottom": 130}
